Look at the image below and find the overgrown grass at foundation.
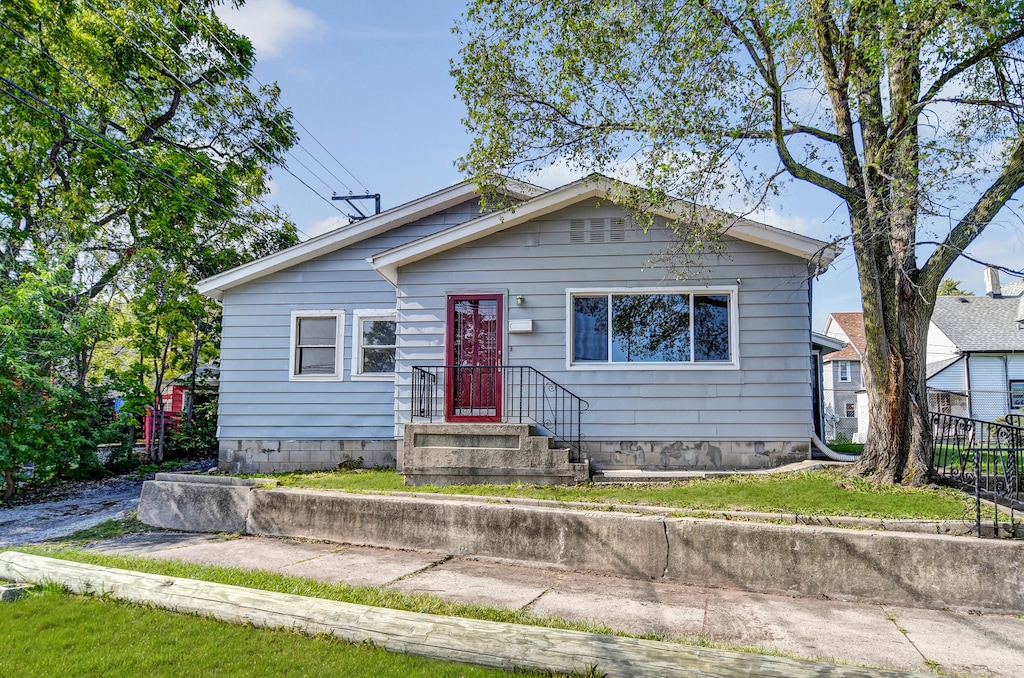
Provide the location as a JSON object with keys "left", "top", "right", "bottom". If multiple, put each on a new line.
{"left": 0, "top": 585, "right": 557, "bottom": 678}
{"left": 267, "top": 468, "right": 976, "bottom": 520}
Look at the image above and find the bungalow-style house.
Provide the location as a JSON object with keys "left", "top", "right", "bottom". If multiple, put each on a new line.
{"left": 926, "top": 269, "right": 1024, "bottom": 421}
{"left": 820, "top": 312, "right": 867, "bottom": 443}
{"left": 198, "top": 175, "right": 836, "bottom": 481}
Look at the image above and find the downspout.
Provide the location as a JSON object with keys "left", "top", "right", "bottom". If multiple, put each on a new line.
{"left": 807, "top": 273, "right": 857, "bottom": 463}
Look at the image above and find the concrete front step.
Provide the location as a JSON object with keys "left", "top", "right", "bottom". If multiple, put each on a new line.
{"left": 400, "top": 422, "right": 589, "bottom": 486}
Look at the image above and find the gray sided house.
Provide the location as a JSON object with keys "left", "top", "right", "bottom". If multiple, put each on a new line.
{"left": 926, "top": 270, "right": 1024, "bottom": 421}
{"left": 199, "top": 175, "right": 836, "bottom": 478}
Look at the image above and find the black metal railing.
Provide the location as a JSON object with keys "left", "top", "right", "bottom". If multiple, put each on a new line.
{"left": 929, "top": 411, "right": 1023, "bottom": 537}
{"left": 410, "top": 365, "right": 589, "bottom": 459}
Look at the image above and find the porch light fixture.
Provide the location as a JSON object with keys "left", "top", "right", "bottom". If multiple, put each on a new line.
{"left": 516, "top": 295, "right": 524, "bottom": 306}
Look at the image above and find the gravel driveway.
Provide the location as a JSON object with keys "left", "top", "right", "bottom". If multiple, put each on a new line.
{"left": 0, "top": 479, "right": 143, "bottom": 546}
{"left": 0, "top": 459, "right": 216, "bottom": 546}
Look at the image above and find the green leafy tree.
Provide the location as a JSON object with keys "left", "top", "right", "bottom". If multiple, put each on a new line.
{"left": 453, "top": 0, "right": 1024, "bottom": 484}
{"left": 937, "top": 278, "right": 974, "bottom": 296}
{"left": 0, "top": 1, "right": 298, "bottom": 488}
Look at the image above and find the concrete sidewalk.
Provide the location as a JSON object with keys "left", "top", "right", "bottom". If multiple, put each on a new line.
{"left": 84, "top": 532, "right": 1022, "bottom": 677}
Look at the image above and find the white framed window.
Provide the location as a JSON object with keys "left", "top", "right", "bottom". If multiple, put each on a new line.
{"left": 567, "top": 287, "right": 738, "bottom": 369}
{"left": 351, "top": 309, "right": 397, "bottom": 380}
{"left": 838, "top": 361, "right": 851, "bottom": 382}
{"left": 289, "top": 310, "right": 344, "bottom": 381}
{"left": 845, "top": 402, "right": 856, "bottom": 418}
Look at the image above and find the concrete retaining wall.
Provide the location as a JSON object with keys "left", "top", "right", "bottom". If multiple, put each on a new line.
{"left": 138, "top": 475, "right": 1024, "bottom": 614}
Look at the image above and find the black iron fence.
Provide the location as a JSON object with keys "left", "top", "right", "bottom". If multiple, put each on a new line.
{"left": 929, "top": 411, "right": 1023, "bottom": 537}
{"left": 410, "top": 365, "right": 589, "bottom": 460}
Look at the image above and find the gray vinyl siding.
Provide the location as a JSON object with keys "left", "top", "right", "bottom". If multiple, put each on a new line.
{"left": 394, "top": 202, "right": 815, "bottom": 442}
{"left": 927, "top": 359, "right": 966, "bottom": 392}
{"left": 216, "top": 200, "right": 484, "bottom": 440}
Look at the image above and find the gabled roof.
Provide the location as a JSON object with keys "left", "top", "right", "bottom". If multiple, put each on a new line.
{"left": 822, "top": 312, "right": 866, "bottom": 361}
{"left": 367, "top": 174, "right": 838, "bottom": 286}
{"left": 930, "top": 295, "right": 1024, "bottom": 352}
{"left": 812, "top": 331, "right": 846, "bottom": 353}
{"left": 197, "top": 179, "right": 545, "bottom": 300}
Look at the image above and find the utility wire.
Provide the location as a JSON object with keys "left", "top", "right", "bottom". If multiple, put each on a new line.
{"left": 85, "top": 0, "right": 351, "bottom": 221}
{"left": 177, "top": 0, "right": 371, "bottom": 194}
{"left": 0, "top": 15, "right": 309, "bottom": 243}
{"left": 0, "top": 74, "right": 296, "bottom": 248}
{"left": 144, "top": 0, "right": 362, "bottom": 199}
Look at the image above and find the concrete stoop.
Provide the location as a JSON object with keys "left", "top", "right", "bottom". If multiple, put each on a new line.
{"left": 399, "top": 423, "right": 589, "bottom": 486}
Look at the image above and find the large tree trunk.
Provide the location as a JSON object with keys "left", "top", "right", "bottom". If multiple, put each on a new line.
{"left": 851, "top": 255, "right": 934, "bottom": 485}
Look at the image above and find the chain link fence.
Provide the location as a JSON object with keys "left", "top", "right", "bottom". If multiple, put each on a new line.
{"left": 822, "top": 388, "right": 862, "bottom": 444}
{"left": 928, "top": 389, "right": 1024, "bottom": 424}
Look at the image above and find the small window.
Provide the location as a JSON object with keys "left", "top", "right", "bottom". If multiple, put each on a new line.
{"left": 290, "top": 310, "right": 343, "bottom": 381}
{"left": 838, "top": 361, "right": 851, "bottom": 382}
{"left": 845, "top": 402, "right": 856, "bottom": 418}
{"left": 352, "top": 309, "right": 397, "bottom": 380}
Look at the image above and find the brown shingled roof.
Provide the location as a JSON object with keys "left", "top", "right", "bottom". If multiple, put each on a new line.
{"left": 823, "top": 312, "right": 866, "bottom": 361}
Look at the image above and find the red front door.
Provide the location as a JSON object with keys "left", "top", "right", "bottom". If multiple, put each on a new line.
{"left": 446, "top": 294, "right": 502, "bottom": 421}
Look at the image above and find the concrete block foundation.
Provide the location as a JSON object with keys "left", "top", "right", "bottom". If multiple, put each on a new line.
{"left": 218, "top": 439, "right": 398, "bottom": 474}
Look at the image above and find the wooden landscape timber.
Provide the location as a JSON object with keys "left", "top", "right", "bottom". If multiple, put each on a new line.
{"left": 0, "top": 552, "right": 929, "bottom": 678}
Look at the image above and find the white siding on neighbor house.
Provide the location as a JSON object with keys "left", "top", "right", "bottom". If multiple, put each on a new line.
{"left": 927, "top": 358, "right": 966, "bottom": 392}
{"left": 216, "top": 200, "right": 485, "bottom": 441}
{"left": 1010, "top": 355, "right": 1024, "bottom": 381}
{"left": 926, "top": 324, "right": 959, "bottom": 364}
{"left": 968, "top": 355, "right": 1008, "bottom": 421}
{"left": 393, "top": 203, "right": 814, "bottom": 442}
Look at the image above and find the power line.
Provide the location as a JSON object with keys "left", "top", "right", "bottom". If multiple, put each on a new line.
{"left": 85, "top": 0, "right": 351, "bottom": 222}
{"left": 0, "top": 74, "right": 296, "bottom": 249}
{"left": 177, "top": 0, "right": 371, "bottom": 194}
{"left": 0, "top": 15, "right": 310, "bottom": 242}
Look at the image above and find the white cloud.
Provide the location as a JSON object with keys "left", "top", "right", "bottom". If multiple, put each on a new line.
{"left": 216, "top": 0, "right": 324, "bottom": 59}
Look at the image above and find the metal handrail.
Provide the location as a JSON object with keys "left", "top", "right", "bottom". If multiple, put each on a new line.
{"left": 410, "top": 365, "right": 589, "bottom": 459}
{"left": 929, "top": 411, "right": 1023, "bottom": 537}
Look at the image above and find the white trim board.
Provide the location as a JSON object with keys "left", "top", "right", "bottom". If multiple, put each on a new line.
{"left": 369, "top": 174, "right": 838, "bottom": 286}
{"left": 197, "top": 179, "right": 544, "bottom": 300}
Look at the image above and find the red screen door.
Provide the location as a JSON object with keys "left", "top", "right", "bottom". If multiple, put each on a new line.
{"left": 446, "top": 294, "right": 502, "bottom": 421}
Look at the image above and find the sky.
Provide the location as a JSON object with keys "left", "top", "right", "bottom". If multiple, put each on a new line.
{"left": 216, "top": 0, "right": 1024, "bottom": 331}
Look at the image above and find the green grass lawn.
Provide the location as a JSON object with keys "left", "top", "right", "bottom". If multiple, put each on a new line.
{"left": 0, "top": 586, "right": 568, "bottom": 678}
{"left": 267, "top": 467, "right": 977, "bottom": 520}
{"left": 11, "top": 544, "right": 626, "bottom": 638}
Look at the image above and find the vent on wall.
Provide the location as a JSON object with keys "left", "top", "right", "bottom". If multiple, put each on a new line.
{"left": 569, "top": 218, "right": 626, "bottom": 244}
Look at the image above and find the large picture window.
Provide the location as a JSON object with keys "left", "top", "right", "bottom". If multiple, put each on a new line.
{"left": 289, "top": 310, "right": 344, "bottom": 380}
{"left": 570, "top": 289, "right": 735, "bottom": 367}
{"left": 352, "top": 309, "right": 397, "bottom": 380}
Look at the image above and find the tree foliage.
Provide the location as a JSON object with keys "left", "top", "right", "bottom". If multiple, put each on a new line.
{"left": 454, "top": 0, "right": 1024, "bottom": 484}
{"left": 0, "top": 0, "right": 298, "bottom": 492}
{"left": 937, "top": 278, "right": 974, "bottom": 296}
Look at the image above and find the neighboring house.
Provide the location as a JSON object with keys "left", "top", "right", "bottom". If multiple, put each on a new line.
{"left": 926, "top": 269, "right": 1024, "bottom": 421}
{"left": 820, "top": 312, "right": 866, "bottom": 442}
{"left": 198, "top": 175, "right": 836, "bottom": 475}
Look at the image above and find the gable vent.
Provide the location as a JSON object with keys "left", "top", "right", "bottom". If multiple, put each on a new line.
{"left": 569, "top": 219, "right": 585, "bottom": 244}
{"left": 609, "top": 218, "right": 626, "bottom": 242}
{"left": 588, "top": 218, "right": 606, "bottom": 243}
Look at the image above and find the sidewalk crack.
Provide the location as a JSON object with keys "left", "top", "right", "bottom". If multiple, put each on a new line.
{"left": 522, "top": 574, "right": 562, "bottom": 611}
{"left": 387, "top": 554, "right": 452, "bottom": 586}
{"left": 661, "top": 517, "right": 670, "bottom": 578}
{"left": 882, "top": 605, "right": 937, "bottom": 672}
